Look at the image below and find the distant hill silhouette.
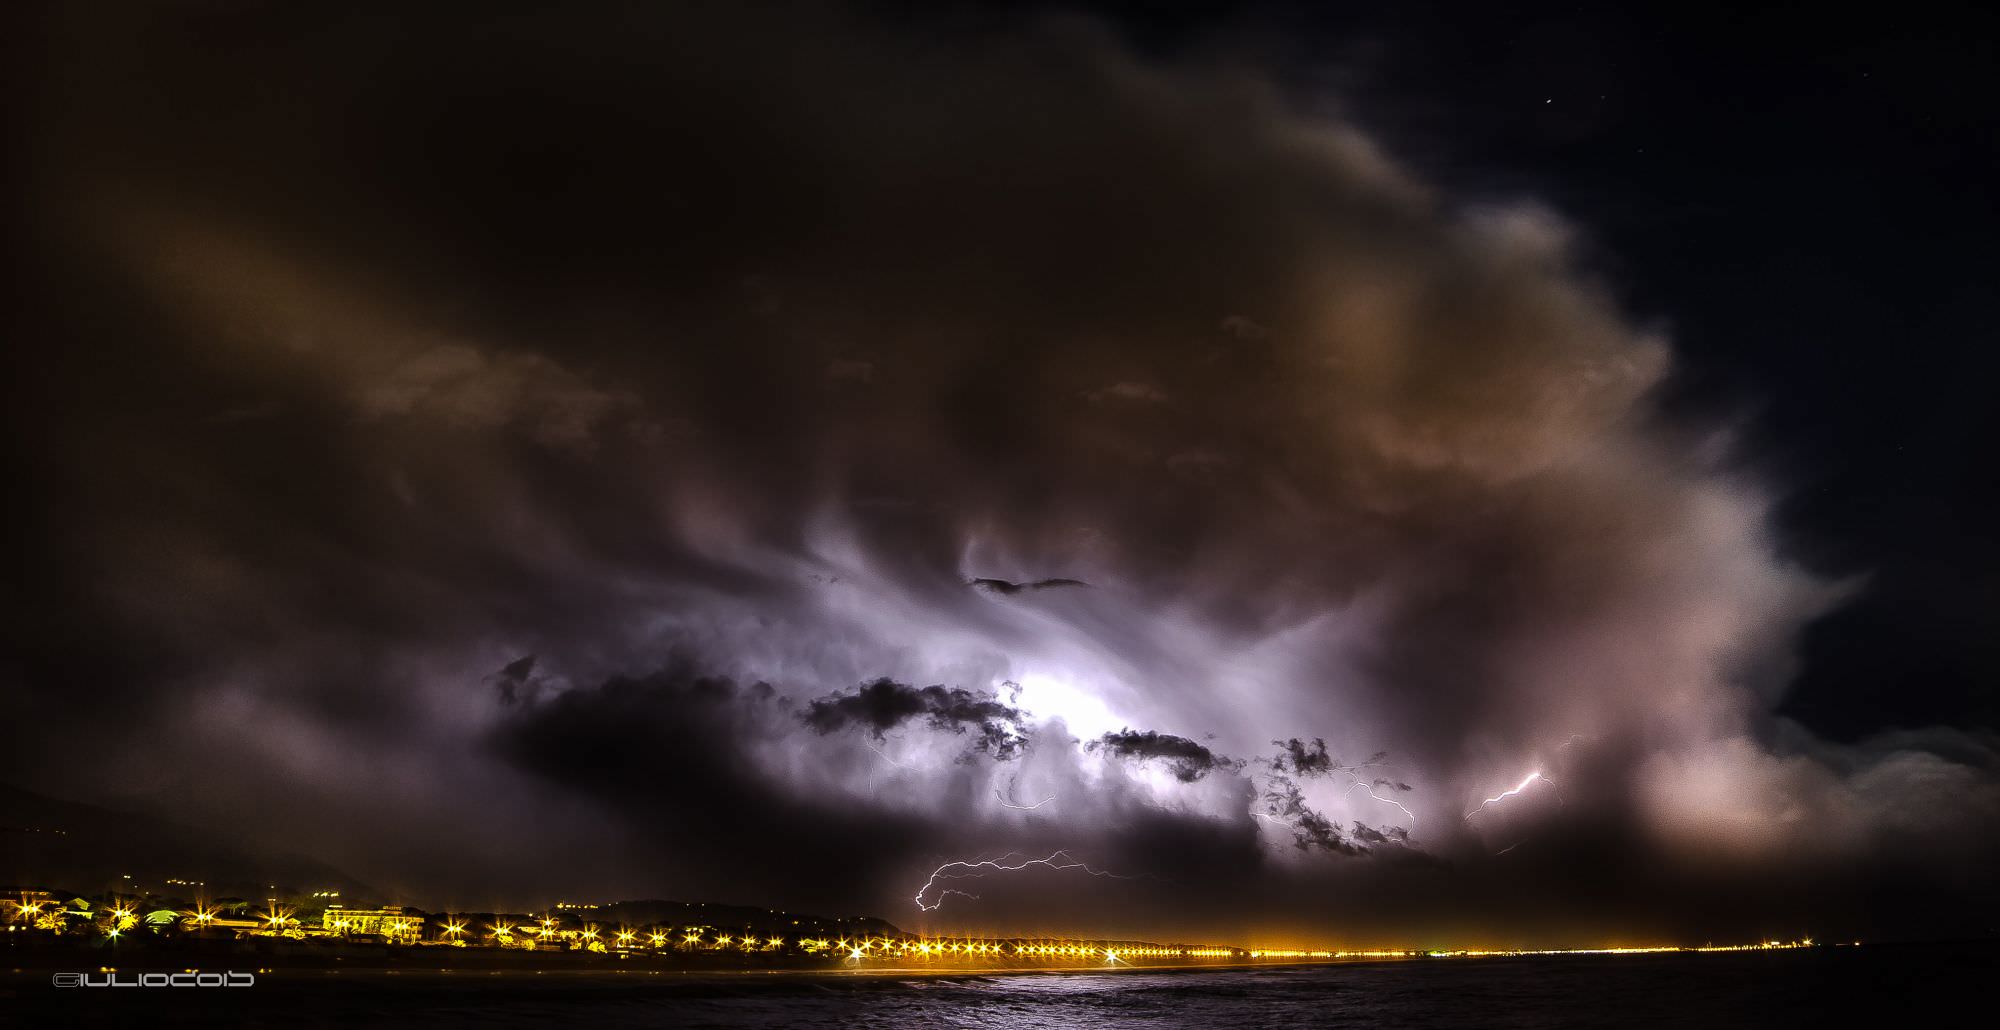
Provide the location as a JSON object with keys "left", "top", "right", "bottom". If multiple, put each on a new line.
{"left": 592, "top": 898, "right": 902, "bottom": 938}
{"left": 0, "top": 782, "right": 372, "bottom": 901}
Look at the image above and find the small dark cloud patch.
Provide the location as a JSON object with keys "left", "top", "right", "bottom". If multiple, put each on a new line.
{"left": 1270, "top": 737, "right": 1337, "bottom": 777}
{"left": 804, "top": 678, "right": 1026, "bottom": 759}
{"left": 1267, "top": 739, "right": 1400, "bottom": 783}
{"left": 1091, "top": 729, "right": 1243, "bottom": 782}
{"left": 489, "top": 654, "right": 550, "bottom": 707}
{"left": 968, "top": 577, "right": 1089, "bottom": 595}
{"left": 1350, "top": 822, "right": 1413, "bottom": 847}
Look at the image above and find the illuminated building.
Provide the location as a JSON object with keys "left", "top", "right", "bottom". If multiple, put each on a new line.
{"left": 321, "top": 906, "right": 425, "bottom": 940}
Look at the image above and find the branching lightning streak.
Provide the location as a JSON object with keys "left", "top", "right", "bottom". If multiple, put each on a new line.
{"left": 913, "top": 850, "right": 1127, "bottom": 912}
{"left": 1345, "top": 780, "right": 1416, "bottom": 824}
{"left": 1464, "top": 771, "right": 1557, "bottom": 820}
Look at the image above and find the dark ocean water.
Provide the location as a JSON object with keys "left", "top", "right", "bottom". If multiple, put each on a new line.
{"left": 8, "top": 944, "right": 1994, "bottom": 1028}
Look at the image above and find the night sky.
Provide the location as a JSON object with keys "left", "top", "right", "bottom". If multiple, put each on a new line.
{"left": 7, "top": 1, "right": 1996, "bottom": 946}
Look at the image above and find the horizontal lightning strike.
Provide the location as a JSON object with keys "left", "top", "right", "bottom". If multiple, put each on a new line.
{"left": 994, "top": 789, "right": 1057, "bottom": 810}
{"left": 913, "top": 850, "right": 1128, "bottom": 912}
{"left": 1464, "top": 771, "right": 1557, "bottom": 820}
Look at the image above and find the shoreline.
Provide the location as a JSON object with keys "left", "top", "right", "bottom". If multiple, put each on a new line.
{"left": 233, "top": 957, "right": 1353, "bottom": 980}
{"left": 2, "top": 957, "right": 1346, "bottom": 981}
{"left": 7, "top": 947, "right": 1857, "bottom": 986}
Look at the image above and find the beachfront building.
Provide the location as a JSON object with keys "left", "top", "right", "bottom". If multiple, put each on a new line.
{"left": 322, "top": 906, "right": 423, "bottom": 941}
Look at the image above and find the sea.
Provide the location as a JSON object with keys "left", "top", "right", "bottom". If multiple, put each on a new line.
{"left": 7, "top": 943, "right": 1994, "bottom": 1027}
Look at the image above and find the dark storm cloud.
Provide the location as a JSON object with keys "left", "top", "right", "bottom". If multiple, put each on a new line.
{"left": 492, "top": 662, "right": 784, "bottom": 789}
{"left": 5, "top": 0, "right": 1996, "bottom": 942}
{"left": 490, "top": 655, "right": 547, "bottom": 707}
{"left": 804, "top": 679, "right": 1028, "bottom": 759}
{"left": 1259, "top": 775, "right": 1360, "bottom": 855}
{"left": 487, "top": 658, "right": 941, "bottom": 909}
{"left": 1091, "top": 729, "right": 1241, "bottom": 782}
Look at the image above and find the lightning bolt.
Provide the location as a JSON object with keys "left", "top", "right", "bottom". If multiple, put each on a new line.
{"left": 865, "top": 743, "right": 915, "bottom": 769}
{"left": 861, "top": 742, "right": 920, "bottom": 799}
{"left": 1345, "top": 780, "right": 1416, "bottom": 824}
{"left": 1251, "top": 810, "right": 1303, "bottom": 852}
{"left": 1464, "top": 771, "right": 1558, "bottom": 820}
{"left": 994, "top": 788, "right": 1057, "bottom": 810}
{"left": 913, "top": 850, "right": 1127, "bottom": 912}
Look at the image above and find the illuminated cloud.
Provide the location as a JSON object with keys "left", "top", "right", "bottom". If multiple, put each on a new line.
{"left": 3, "top": 0, "right": 1992, "bottom": 942}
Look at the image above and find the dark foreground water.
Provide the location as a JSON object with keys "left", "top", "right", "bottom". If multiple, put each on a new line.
{"left": 6, "top": 944, "right": 1994, "bottom": 1028}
